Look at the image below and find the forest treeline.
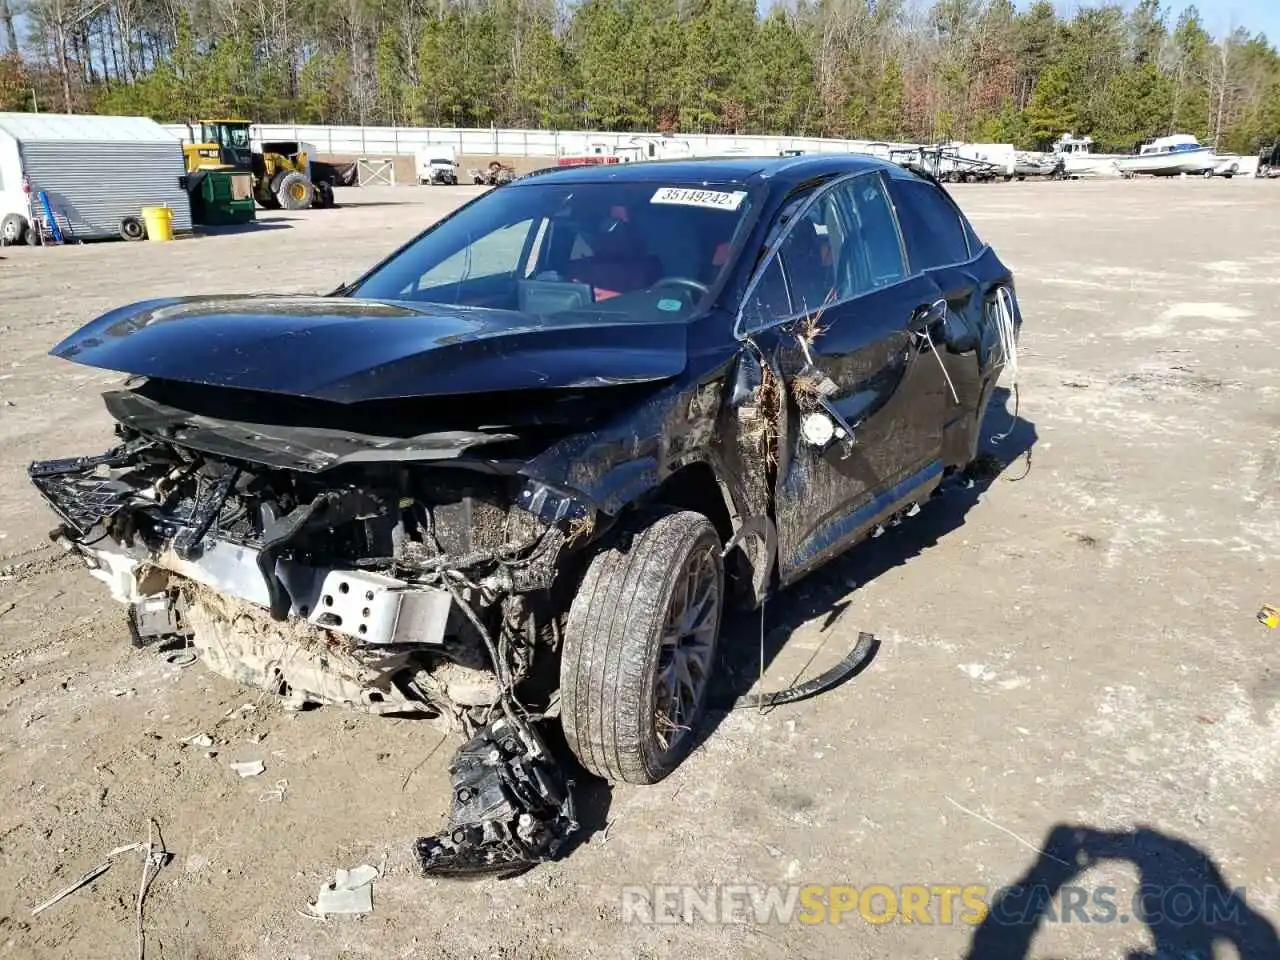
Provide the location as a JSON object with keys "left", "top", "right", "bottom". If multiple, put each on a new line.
{"left": 1, "top": 0, "right": 1277, "bottom": 153}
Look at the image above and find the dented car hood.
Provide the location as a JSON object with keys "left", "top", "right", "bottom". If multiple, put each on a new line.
{"left": 49, "top": 295, "right": 690, "bottom": 403}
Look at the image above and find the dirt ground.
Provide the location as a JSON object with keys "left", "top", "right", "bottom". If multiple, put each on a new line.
{"left": 0, "top": 177, "right": 1277, "bottom": 959}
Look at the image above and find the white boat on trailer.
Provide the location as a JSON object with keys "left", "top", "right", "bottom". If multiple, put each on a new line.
{"left": 1052, "top": 134, "right": 1124, "bottom": 178}
{"left": 1115, "top": 134, "right": 1216, "bottom": 176}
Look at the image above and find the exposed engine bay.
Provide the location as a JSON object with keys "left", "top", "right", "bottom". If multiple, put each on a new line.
{"left": 30, "top": 410, "right": 589, "bottom": 877}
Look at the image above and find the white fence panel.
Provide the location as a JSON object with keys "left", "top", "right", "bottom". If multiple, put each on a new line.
{"left": 156, "top": 122, "right": 933, "bottom": 164}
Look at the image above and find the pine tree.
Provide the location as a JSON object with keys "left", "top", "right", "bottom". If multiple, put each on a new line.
{"left": 1024, "top": 63, "right": 1077, "bottom": 146}
{"left": 869, "top": 57, "right": 904, "bottom": 141}
{"left": 1171, "top": 6, "right": 1212, "bottom": 138}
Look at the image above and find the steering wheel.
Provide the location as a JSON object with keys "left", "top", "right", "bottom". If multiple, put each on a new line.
{"left": 652, "top": 277, "right": 710, "bottom": 304}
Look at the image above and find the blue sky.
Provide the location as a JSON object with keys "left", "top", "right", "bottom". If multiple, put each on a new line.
{"left": 1033, "top": 1, "right": 1279, "bottom": 41}
{"left": 1166, "top": 1, "right": 1277, "bottom": 39}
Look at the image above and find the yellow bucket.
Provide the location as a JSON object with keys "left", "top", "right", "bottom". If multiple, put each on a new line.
{"left": 140, "top": 205, "right": 174, "bottom": 243}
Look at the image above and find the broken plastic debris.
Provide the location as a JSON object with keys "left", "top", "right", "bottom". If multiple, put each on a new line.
{"left": 959, "top": 663, "right": 997, "bottom": 682}
{"left": 413, "top": 717, "right": 578, "bottom": 878}
{"left": 1258, "top": 605, "right": 1278, "bottom": 629}
{"left": 340, "top": 865, "right": 379, "bottom": 888}
{"left": 31, "top": 842, "right": 143, "bottom": 915}
{"left": 230, "top": 760, "right": 265, "bottom": 778}
{"left": 183, "top": 734, "right": 214, "bottom": 748}
{"left": 310, "top": 864, "right": 378, "bottom": 916}
{"left": 258, "top": 779, "right": 289, "bottom": 803}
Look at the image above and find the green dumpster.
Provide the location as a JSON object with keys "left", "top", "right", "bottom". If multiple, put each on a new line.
{"left": 188, "top": 170, "right": 256, "bottom": 226}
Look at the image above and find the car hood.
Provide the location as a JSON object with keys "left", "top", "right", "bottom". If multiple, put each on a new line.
{"left": 49, "top": 295, "right": 690, "bottom": 403}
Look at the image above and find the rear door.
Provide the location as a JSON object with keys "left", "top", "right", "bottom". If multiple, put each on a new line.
{"left": 739, "top": 171, "right": 951, "bottom": 584}
{"left": 886, "top": 176, "right": 1008, "bottom": 464}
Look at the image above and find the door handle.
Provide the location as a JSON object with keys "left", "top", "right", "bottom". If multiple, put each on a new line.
{"left": 910, "top": 298, "right": 948, "bottom": 332}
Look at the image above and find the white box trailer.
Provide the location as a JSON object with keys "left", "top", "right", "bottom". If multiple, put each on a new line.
{"left": 0, "top": 112, "right": 192, "bottom": 244}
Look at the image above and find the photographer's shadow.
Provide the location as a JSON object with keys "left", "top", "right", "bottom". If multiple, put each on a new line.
{"left": 967, "top": 824, "right": 1280, "bottom": 959}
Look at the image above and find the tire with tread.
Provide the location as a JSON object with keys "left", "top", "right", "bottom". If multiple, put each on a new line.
{"left": 560, "top": 509, "right": 724, "bottom": 785}
{"left": 1, "top": 213, "right": 27, "bottom": 246}
{"left": 275, "top": 171, "right": 314, "bottom": 210}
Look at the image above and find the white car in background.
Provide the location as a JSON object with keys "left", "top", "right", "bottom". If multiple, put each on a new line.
{"left": 416, "top": 146, "right": 459, "bottom": 185}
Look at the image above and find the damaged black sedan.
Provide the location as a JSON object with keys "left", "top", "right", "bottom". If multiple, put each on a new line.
{"left": 30, "top": 155, "right": 1021, "bottom": 875}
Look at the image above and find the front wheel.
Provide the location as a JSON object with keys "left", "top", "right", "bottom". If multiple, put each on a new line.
{"left": 275, "top": 171, "right": 314, "bottom": 210}
{"left": 561, "top": 510, "right": 724, "bottom": 785}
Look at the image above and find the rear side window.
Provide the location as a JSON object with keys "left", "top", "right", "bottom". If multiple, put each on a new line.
{"left": 889, "top": 179, "right": 971, "bottom": 270}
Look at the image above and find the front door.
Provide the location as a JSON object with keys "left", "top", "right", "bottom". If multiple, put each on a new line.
{"left": 738, "top": 171, "right": 951, "bottom": 584}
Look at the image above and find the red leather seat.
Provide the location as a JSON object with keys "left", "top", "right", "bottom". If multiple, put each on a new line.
{"left": 568, "top": 219, "right": 661, "bottom": 300}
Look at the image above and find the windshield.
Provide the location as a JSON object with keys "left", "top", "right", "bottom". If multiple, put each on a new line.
{"left": 350, "top": 181, "right": 757, "bottom": 321}
{"left": 204, "top": 124, "right": 250, "bottom": 150}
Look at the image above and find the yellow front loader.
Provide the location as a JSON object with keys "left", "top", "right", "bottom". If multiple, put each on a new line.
{"left": 183, "top": 120, "right": 333, "bottom": 210}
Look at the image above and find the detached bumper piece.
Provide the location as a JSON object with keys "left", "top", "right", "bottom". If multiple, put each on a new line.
{"left": 414, "top": 716, "right": 578, "bottom": 879}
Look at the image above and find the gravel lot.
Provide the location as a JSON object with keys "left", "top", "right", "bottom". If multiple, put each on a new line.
{"left": 0, "top": 178, "right": 1277, "bottom": 959}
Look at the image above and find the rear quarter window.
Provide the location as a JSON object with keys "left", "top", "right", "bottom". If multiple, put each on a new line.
{"left": 889, "top": 179, "right": 971, "bottom": 271}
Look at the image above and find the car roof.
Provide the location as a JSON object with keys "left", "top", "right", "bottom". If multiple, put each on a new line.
{"left": 513, "top": 153, "right": 911, "bottom": 190}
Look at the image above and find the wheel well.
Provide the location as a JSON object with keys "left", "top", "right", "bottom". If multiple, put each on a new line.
{"left": 648, "top": 462, "right": 735, "bottom": 545}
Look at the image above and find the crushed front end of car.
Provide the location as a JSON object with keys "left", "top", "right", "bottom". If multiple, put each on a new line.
{"left": 30, "top": 408, "right": 590, "bottom": 873}
{"left": 26, "top": 292, "right": 700, "bottom": 877}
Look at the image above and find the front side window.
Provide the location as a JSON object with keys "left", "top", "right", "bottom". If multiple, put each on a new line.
{"left": 782, "top": 191, "right": 846, "bottom": 315}
{"left": 352, "top": 181, "right": 757, "bottom": 323}
{"left": 738, "top": 171, "right": 907, "bottom": 332}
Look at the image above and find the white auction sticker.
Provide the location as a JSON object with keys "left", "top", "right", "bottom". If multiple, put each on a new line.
{"left": 650, "top": 187, "right": 748, "bottom": 211}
